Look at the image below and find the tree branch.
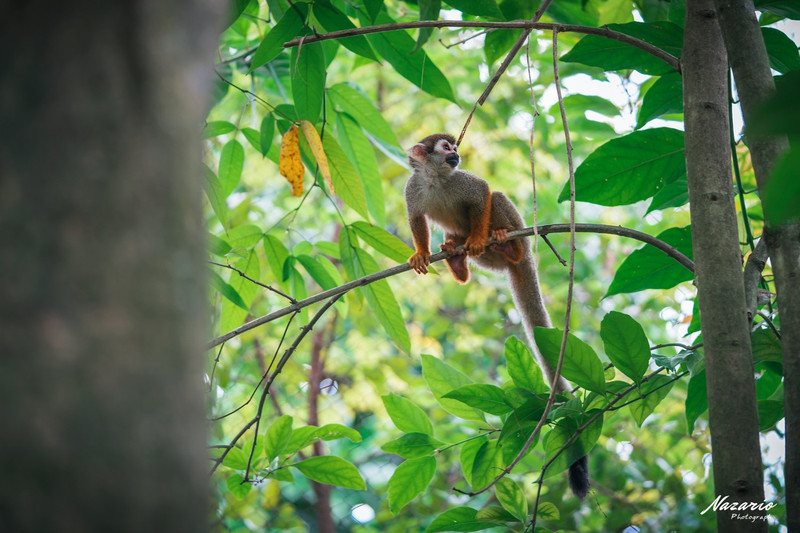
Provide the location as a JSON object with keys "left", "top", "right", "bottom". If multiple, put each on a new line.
{"left": 282, "top": 20, "right": 680, "bottom": 73}
{"left": 206, "top": 223, "right": 695, "bottom": 349}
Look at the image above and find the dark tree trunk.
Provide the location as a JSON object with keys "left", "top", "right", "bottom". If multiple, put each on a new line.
{"left": 0, "top": 2, "right": 220, "bottom": 531}
{"left": 713, "top": 1, "right": 800, "bottom": 528}
{"left": 683, "top": 0, "right": 767, "bottom": 531}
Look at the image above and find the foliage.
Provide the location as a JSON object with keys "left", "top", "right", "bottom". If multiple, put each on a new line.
{"left": 204, "top": 0, "right": 796, "bottom": 530}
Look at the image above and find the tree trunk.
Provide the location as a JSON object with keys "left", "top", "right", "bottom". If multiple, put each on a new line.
{"left": 0, "top": 2, "right": 220, "bottom": 531}
{"left": 713, "top": 1, "right": 800, "bottom": 528}
{"left": 683, "top": 1, "right": 767, "bottom": 531}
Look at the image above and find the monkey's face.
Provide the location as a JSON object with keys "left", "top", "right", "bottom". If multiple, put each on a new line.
{"left": 408, "top": 133, "right": 460, "bottom": 175}
{"left": 435, "top": 138, "right": 460, "bottom": 169}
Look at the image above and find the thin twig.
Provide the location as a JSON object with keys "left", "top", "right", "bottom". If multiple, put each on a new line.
{"left": 210, "top": 260, "right": 296, "bottom": 303}
{"left": 459, "top": 0, "right": 553, "bottom": 145}
{"left": 206, "top": 223, "right": 695, "bottom": 349}
{"left": 532, "top": 31, "right": 578, "bottom": 522}
{"left": 210, "top": 295, "right": 341, "bottom": 478}
{"left": 210, "top": 313, "right": 298, "bottom": 422}
{"left": 242, "top": 293, "right": 343, "bottom": 481}
{"left": 282, "top": 20, "right": 681, "bottom": 73}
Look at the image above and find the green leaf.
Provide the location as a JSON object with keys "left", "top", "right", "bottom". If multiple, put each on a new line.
{"left": 558, "top": 128, "right": 686, "bottom": 206}
{"left": 485, "top": 29, "right": 522, "bottom": 66}
{"left": 544, "top": 415, "right": 603, "bottom": 477}
{"left": 421, "top": 354, "right": 483, "bottom": 421}
{"left": 209, "top": 270, "right": 249, "bottom": 311}
{"left": 226, "top": 473, "right": 252, "bottom": 498}
{"left": 414, "top": 0, "right": 442, "bottom": 52}
{"left": 292, "top": 456, "right": 366, "bottom": 490}
{"left": 208, "top": 233, "right": 232, "bottom": 256}
{"left": 312, "top": 0, "right": 379, "bottom": 61}
{"left": 353, "top": 248, "right": 411, "bottom": 352}
{"left": 600, "top": 311, "right": 651, "bottom": 383}
{"left": 388, "top": 456, "right": 437, "bottom": 514}
{"left": 495, "top": 477, "right": 528, "bottom": 522}
{"left": 636, "top": 73, "right": 683, "bottom": 129}
{"left": 471, "top": 440, "right": 502, "bottom": 490}
{"left": 337, "top": 113, "right": 386, "bottom": 225}
{"left": 498, "top": 412, "right": 541, "bottom": 464}
{"left": 755, "top": 0, "right": 800, "bottom": 18}
{"left": 361, "top": 12, "right": 456, "bottom": 103}
{"left": 203, "top": 165, "right": 228, "bottom": 227}
{"left": 249, "top": 4, "right": 309, "bottom": 72}
{"left": 296, "top": 254, "right": 337, "bottom": 290}
{"left": 284, "top": 425, "right": 319, "bottom": 454}
{"left": 328, "top": 83, "right": 401, "bottom": 147}
{"left": 241, "top": 127, "right": 261, "bottom": 154}
{"left": 263, "top": 234, "right": 290, "bottom": 282}
{"left": 504, "top": 336, "right": 548, "bottom": 394}
{"left": 647, "top": 175, "right": 688, "bottom": 213}
{"left": 606, "top": 226, "right": 694, "bottom": 297}
{"left": 222, "top": 446, "right": 248, "bottom": 470}
{"left": 762, "top": 27, "right": 800, "bottom": 74}
{"left": 220, "top": 250, "right": 260, "bottom": 334}
{"left": 628, "top": 374, "right": 675, "bottom": 426}
{"left": 323, "top": 134, "right": 369, "bottom": 219}
{"left": 382, "top": 432, "right": 443, "bottom": 458}
{"left": 425, "top": 507, "right": 496, "bottom": 532}
{"left": 291, "top": 43, "right": 326, "bottom": 123}
{"left": 264, "top": 415, "right": 293, "bottom": 461}
{"left": 475, "top": 506, "right": 518, "bottom": 524}
{"left": 314, "top": 423, "right": 362, "bottom": 442}
{"left": 763, "top": 146, "right": 800, "bottom": 225}
{"left": 227, "top": 224, "right": 263, "bottom": 249}
{"left": 204, "top": 121, "right": 237, "bottom": 138}
{"left": 351, "top": 221, "right": 414, "bottom": 264}
{"left": 686, "top": 370, "right": 707, "bottom": 434}
{"left": 382, "top": 393, "right": 434, "bottom": 435}
{"left": 752, "top": 328, "right": 782, "bottom": 365}
{"left": 534, "top": 328, "right": 606, "bottom": 393}
{"left": 537, "top": 501, "right": 560, "bottom": 520}
{"left": 260, "top": 114, "right": 276, "bottom": 156}
{"left": 443, "top": 384, "right": 511, "bottom": 415}
{"left": 443, "top": 0, "right": 503, "bottom": 18}
{"left": 219, "top": 139, "right": 245, "bottom": 197}
{"left": 460, "top": 436, "right": 487, "bottom": 486}
{"left": 560, "top": 21, "right": 681, "bottom": 75}
{"left": 758, "top": 399, "right": 784, "bottom": 431}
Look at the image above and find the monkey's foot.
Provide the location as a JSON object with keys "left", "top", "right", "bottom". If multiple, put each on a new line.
{"left": 439, "top": 240, "right": 463, "bottom": 255}
{"left": 491, "top": 228, "right": 509, "bottom": 243}
{"left": 464, "top": 235, "right": 487, "bottom": 257}
{"left": 408, "top": 252, "right": 430, "bottom": 274}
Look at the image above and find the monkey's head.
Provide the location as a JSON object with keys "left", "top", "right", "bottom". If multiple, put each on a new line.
{"left": 408, "top": 133, "right": 460, "bottom": 174}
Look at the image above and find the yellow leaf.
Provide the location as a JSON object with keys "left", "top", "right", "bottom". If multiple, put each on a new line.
{"left": 279, "top": 125, "right": 304, "bottom": 197}
{"left": 298, "top": 120, "right": 333, "bottom": 195}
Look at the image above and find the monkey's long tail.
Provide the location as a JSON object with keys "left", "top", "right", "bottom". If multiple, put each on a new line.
{"left": 508, "top": 255, "right": 590, "bottom": 499}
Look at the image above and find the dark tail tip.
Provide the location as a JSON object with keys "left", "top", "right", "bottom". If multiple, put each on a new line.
{"left": 568, "top": 455, "right": 590, "bottom": 499}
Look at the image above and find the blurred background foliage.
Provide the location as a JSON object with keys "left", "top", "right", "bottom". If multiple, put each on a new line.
{"left": 203, "top": 0, "right": 795, "bottom": 530}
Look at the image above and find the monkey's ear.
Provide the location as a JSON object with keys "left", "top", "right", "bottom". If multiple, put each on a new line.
{"left": 408, "top": 143, "right": 428, "bottom": 163}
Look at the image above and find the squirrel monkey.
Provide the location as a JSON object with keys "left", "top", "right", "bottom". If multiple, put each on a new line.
{"left": 404, "top": 133, "right": 589, "bottom": 499}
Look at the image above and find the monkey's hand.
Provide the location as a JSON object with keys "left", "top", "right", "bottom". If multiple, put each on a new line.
{"left": 489, "top": 228, "right": 523, "bottom": 263}
{"left": 408, "top": 251, "right": 431, "bottom": 275}
{"left": 464, "top": 234, "right": 487, "bottom": 257}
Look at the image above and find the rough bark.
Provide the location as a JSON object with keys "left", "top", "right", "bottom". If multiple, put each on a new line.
{"left": 683, "top": 1, "right": 767, "bottom": 531}
{"left": 713, "top": 1, "right": 800, "bottom": 528}
{"left": 0, "top": 2, "right": 220, "bottom": 531}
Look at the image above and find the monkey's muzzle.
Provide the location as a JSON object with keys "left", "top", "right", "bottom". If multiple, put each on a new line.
{"left": 445, "top": 154, "right": 460, "bottom": 168}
